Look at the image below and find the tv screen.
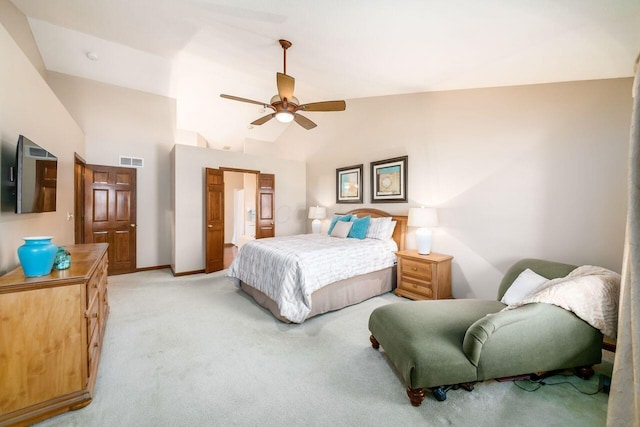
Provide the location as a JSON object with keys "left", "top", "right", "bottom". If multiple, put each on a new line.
{"left": 16, "top": 135, "right": 57, "bottom": 214}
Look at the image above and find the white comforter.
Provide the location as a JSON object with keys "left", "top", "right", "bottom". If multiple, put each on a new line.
{"left": 227, "top": 234, "right": 398, "bottom": 323}
{"left": 503, "top": 265, "right": 621, "bottom": 338}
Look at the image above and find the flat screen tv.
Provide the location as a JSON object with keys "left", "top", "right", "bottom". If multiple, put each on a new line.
{"left": 16, "top": 135, "right": 57, "bottom": 214}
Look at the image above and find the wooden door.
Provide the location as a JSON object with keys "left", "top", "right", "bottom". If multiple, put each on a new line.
{"left": 84, "top": 164, "right": 136, "bottom": 275}
{"left": 33, "top": 160, "right": 56, "bottom": 212}
{"left": 74, "top": 156, "right": 85, "bottom": 244}
{"left": 256, "top": 173, "right": 275, "bottom": 239}
{"left": 205, "top": 168, "right": 224, "bottom": 273}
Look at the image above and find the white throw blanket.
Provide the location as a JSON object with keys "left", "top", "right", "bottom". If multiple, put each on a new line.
{"left": 503, "top": 265, "right": 621, "bottom": 338}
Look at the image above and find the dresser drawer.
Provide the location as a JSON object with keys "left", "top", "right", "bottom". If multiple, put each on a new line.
{"left": 401, "top": 258, "right": 432, "bottom": 281}
{"left": 86, "top": 296, "right": 99, "bottom": 345}
{"left": 87, "top": 331, "right": 101, "bottom": 377}
{"left": 399, "top": 276, "right": 433, "bottom": 298}
{"left": 87, "top": 272, "right": 101, "bottom": 306}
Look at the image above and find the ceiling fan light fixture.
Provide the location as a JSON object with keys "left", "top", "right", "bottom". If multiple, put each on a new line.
{"left": 275, "top": 111, "right": 294, "bottom": 123}
{"left": 220, "top": 39, "right": 345, "bottom": 130}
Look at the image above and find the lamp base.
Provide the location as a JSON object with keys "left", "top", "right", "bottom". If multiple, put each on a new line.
{"left": 415, "top": 228, "right": 433, "bottom": 255}
{"left": 311, "top": 219, "right": 321, "bottom": 234}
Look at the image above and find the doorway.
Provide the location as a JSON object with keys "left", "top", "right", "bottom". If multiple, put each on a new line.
{"left": 223, "top": 170, "right": 258, "bottom": 253}
{"left": 205, "top": 168, "right": 275, "bottom": 273}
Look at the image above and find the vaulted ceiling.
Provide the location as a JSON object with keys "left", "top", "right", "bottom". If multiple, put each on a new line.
{"left": 10, "top": 0, "right": 640, "bottom": 151}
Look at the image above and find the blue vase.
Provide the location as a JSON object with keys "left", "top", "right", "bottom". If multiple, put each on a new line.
{"left": 17, "top": 236, "right": 57, "bottom": 277}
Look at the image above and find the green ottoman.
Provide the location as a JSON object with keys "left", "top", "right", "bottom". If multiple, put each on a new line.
{"left": 369, "top": 299, "right": 504, "bottom": 405}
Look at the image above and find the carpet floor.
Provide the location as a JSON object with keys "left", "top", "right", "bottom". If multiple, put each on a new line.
{"left": 35, "top": 269, "right": 611, "bottom": 427}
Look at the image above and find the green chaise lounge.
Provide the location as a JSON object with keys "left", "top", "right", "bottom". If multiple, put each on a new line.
{"left": 368, "top": 259, "right": 605, "bottom": 406}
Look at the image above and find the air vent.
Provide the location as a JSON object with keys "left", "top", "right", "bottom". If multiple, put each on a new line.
{"left": 119, "top": 156, "right": 144, "bottom": 168}
{"left": 27, "top": 146, "right": 57, "bottom": 159}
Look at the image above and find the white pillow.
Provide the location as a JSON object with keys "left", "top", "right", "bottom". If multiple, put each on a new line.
{"left": 385, "top": 220, "right": 397, "bottom": 240}
{"left": 330, "top": 220, "right": 353, "bottom": 238}
{"left": 501, "top": 268, "right": 549, "bottom": 305}
{"left": 366, "top": 217, "right": 392, "bottom": 239}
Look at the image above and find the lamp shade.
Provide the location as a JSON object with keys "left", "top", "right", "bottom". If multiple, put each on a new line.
{"left": 308, "top": 206, "right": 326, "bottom": 220}
{"left": 408, "top": 207, "right": 438, "bottom": 228}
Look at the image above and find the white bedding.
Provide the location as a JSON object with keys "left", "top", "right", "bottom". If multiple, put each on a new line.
{"left": 226, "top": 234, "right": 398, "bottom": 323}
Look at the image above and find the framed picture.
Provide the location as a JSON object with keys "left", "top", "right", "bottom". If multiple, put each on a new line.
{"left": 336, "top": 164, "right": 363, "bottom": 203}
{"left": 370, "top": 156, "right": 408, "bottom": 203}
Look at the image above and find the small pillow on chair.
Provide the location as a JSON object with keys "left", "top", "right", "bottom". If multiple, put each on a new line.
{"left": 501, "top": 268, "right": 549, "bottom": 305}
{"left": 330, "top": 220, "right": 353, "bottom": 238}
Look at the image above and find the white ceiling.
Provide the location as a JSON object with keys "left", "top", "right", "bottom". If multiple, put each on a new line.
{"left": 10, "top": 0, "right": 640, "bottom": 151}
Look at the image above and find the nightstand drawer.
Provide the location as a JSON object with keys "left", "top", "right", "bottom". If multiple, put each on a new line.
{"left": 400, "top": 277, "right": 433, "bottom": 298}
{"left": 401, "top": 258, "right": 432, "bottom": 281}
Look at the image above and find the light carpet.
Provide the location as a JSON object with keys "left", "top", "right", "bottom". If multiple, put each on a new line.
{"left": 35, "top": 269, "right": 611, "bottom": 427}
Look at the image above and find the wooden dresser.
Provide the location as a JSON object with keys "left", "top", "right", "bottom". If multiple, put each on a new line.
{"left": 0, "top": 243, "right": 109, "bottom": 426}
{"left": 395, "top": 250, "right": 453, "bottom": 300}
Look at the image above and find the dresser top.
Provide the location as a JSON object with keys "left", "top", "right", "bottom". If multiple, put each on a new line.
{"left": 0, "top": 243, "right": 108, "bottom": 293}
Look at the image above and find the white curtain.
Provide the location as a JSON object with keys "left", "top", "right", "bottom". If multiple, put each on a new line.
{"left": 607, "top": 56, "right": 640, "bottom": 427}
{"left": 231, "top": 189, "right": 244, "bottom": 246}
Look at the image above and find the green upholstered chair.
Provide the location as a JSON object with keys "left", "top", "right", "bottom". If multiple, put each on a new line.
{"left": 368, "top": 259, "right": 604, "bottom": 406}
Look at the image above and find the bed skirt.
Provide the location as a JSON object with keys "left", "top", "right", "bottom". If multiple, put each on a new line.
{"left": 239, "top": 266, "right": 397, "bottom": 323}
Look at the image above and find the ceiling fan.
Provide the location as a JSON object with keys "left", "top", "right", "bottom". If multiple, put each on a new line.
{"left": 220, "top": 39, "right": 346, "bottom": 130}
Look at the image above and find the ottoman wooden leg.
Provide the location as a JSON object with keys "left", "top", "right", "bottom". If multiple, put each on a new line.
{"left": 459, "top": 382, "right": 475, "bottom": 392}
{"left": 370, "top": 335, "right": 380, "bottom": 350}
{"left": 575, "top": 365, "right": 595, "bottom": 380}
{"left": 406, "top": 387, "right": 426, "bottom": 406}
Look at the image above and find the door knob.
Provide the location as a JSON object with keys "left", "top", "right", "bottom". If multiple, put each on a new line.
{"left": 208, "top": 224, "right": 213, "bottom": 228}
{"left": 130, "top": 224, "right": 136, "bottom": 228}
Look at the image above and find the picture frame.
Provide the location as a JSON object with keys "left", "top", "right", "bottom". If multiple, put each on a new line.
{"left": 370, "top": 156, "right": 408, "bottom": 203}
{"left": 336, "top": 164, "right": 363, "bottom": 203}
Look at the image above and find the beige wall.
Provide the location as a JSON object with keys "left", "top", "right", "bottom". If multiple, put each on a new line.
{"left": 171, "top": 144, "right": 306, "bottom": 274}
{"left": 0, "top": 0, "right": 45, "bottom": 79}
{"left": 276, "top": 78, "right": 632, "bottom": 299}
{"left": 0, "top": 21, "right": 85, "bottom": 274}
{"left": 46, "top": 72, "right": 176, "bottom": 268}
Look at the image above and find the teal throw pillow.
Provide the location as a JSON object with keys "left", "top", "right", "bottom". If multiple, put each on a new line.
{"left": 327, "top": 214, "right": 352, "bottom": 235}
{"left": 348, "top": 215, "right": 371, "bottom": 239}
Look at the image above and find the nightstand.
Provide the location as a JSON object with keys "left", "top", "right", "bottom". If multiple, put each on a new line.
{"left": 395, "top": 250, "right": 453, "bottom": 300}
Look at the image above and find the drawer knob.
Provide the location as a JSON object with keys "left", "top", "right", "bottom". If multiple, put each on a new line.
{"left": 411, "top": 267, "right": 417, "bottom": 271}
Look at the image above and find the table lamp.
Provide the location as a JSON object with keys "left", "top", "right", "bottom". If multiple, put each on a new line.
{"left": 308, "top": 206, "right": 326, "bottom": 234}
{"left": 408, "top": 207, "right": 438, "bottom": 254}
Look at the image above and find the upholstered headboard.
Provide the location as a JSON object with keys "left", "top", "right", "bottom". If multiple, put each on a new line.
{"left": 341, "top": 208, "right": 408, "bottom": 251}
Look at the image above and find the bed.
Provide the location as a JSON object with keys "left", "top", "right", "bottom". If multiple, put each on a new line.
{"left": 226, "top": 209, "right": 408, "bottom": 323}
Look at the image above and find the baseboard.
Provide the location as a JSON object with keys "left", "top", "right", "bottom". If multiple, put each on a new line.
{"left": 171, "top": 268, "right": 205, "bottom": 277}
{"left": 136, "top": 265, "right": 170, "bottom": 272}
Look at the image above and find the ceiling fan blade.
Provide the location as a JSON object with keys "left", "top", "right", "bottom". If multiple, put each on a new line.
{"left": 299, "top": 100, "right": 346, "bottom": 112}
{"left": 220, "top": 94, "right": 267, "bottom": 106}
{"left": 294, "top": 113, "right": 317, "bottom": 130}
{"left": 251, "top": 114, "right": 275, "bottom": 126}
{"left": 277, "top": 72, "right": 295, "bottom": 102}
